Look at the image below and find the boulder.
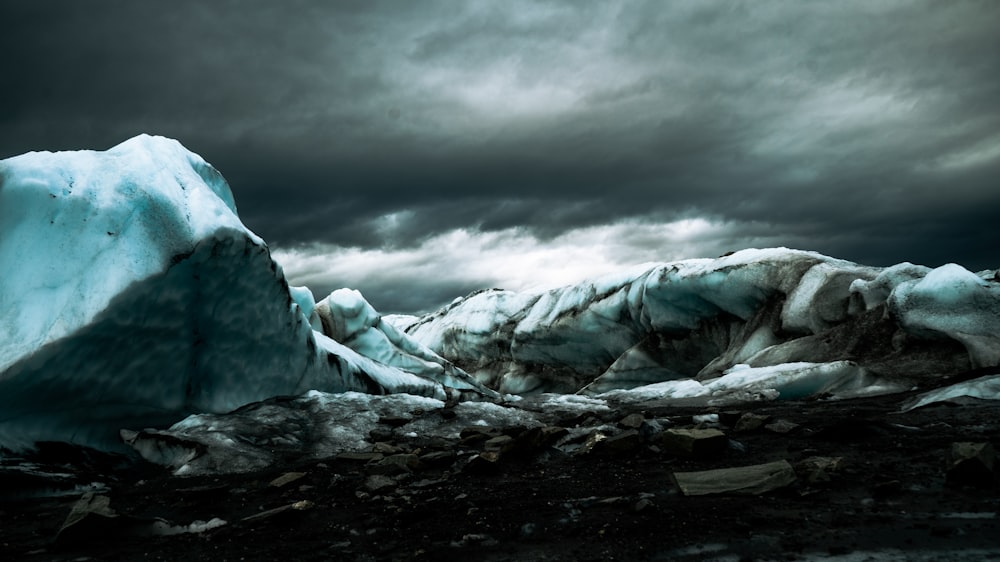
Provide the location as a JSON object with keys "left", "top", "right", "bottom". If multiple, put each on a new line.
{"left": 795, "top": 456, "right": 843, "bottom": 484}
{"left": 734, "top": 413, "right": 772, "bottom": 433}
{"left": 947, "top": 442, "right": 996, "bottom": 487}
{"left": 660, "top": 428, "right": 728, "bottom": 457}
{"left": 673, "top": 460, "right": 797, "bottom": 496}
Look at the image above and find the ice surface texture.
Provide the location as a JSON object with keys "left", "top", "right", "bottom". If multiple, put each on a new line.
{"left": 312, "top": 289, "right": 498, "bottom": 399}
{"left": 3, "top": 135, "right": 998, "bottom": 454}
{"left": 405, "top": 250, "right": 1000, "bottom": 395}
{"left": 0, "top": 136, "right": 446, "bottom": 450}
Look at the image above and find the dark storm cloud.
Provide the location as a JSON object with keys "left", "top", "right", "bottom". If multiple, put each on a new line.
{"left": 3, "top": 1, "right": 999, "bottom": 312}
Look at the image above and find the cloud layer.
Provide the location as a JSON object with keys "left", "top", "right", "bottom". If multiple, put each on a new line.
{"left": 3, "top": 1, "right": 999, "bottom": 312}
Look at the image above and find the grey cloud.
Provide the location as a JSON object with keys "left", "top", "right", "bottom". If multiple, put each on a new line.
{"left": 2, "top": 0, "right": 999, "bottom": 300}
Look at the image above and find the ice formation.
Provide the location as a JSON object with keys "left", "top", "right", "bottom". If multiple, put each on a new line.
{"left": 0, "top": 136, "right": 452, "bottom": 451}
{"left": 902, "top": 374, "right": 1000, "bottom": 411}
{"left": 122, "top": 390, "right": 555, "bottom": 475}
{"left": 3, "top": 134, "right": 998, "bottom": 457}
{"left": 404, "top": 250, "right": 1000, "bottom": 395}
{"left": 311, "top": 289, "right": 498, "bottom": 399}
{"left": 599, "top": 361, "right": 898, "bottom": 405}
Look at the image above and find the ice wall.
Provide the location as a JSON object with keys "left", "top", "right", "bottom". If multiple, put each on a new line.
{"left": 0, "top": 136, "right": 443, "bottom": 451}
{"left": 405, "top": 249, "right": 999, "bottom": 394}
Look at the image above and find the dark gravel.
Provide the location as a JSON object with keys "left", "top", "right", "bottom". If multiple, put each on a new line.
{"left": 2, "top": 389, "right": 998, "bottom": 561}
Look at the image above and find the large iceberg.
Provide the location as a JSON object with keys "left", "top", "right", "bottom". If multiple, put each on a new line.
{"left": 403, "top": 250, "right": 999, "bottom": 395}
{"left": 0, "top": 136, "right": 467, "bottom": 451}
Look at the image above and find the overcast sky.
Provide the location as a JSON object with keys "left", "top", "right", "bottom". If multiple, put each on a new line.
{"left": 3, "top": 1, "right": 999, "bottom": 313}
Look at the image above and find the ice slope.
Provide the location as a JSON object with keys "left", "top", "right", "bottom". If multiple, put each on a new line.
{"left": 902, "top": 374, "right": 1000, "bottom": 410}
{"left": 313, "top": 289, "right": 500, "bottom": 398}
{"left": 122, "top": 391, "right": 536, "bottom": 475}
{"left": 887, "top": 265, "right": 1000, "bottom": 368}
{"left": 404, "top": 249, "right": 1000, "bottom": 395}
{"left": 0, "top": 136, "right": 445, "bottom": 451}
{"left": 599, "top": 361, "right": 898, "bottom": 405}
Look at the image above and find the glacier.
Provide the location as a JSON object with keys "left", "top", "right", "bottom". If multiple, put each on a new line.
{"left": 0, "top": 135, "right": 485, "bottom": 451}
{"left": 2, "top": 134, "right": 998, "bottom": 461}
{"left": 402, "top": 250, "right": 1000, "bottom": 396}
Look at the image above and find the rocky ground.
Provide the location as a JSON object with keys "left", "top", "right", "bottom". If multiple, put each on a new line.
{"left": 2, "top": 385, "right": 999, "bottom": 562}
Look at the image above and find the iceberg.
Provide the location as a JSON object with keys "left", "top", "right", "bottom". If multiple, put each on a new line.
{"left": 888, "top": 264, "right": 1000, "bottom": 368}
{"left": 404, "top": 250, "right": 998, "bottom": 396}
{"left": 0, "top": 136, "right": 450, "bottom": 451}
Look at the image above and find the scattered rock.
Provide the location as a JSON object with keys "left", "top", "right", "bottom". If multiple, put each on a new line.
{"left": 369, "top": 454, "right": 423, "bottom": 475}
{"left": 269, "top": 472, "right": 307, "bottom": 488}
{"left": 673, "top": 460, "right": 797, "bottom": 496}
{"left": 795, "top": 456, "right": 843, "bottom": 484}
{"left": 619, "top": 413, "right": 646, "bottom": 429}
{"left": 508, "top": 426, "right": 568, "bottom": 457}
{"left": 734, "top": 413, "right": 772, "bottom": 433}
{"left": 463, "top": 451, "right": 502, "bottom": 473}
{"left": 242, "top": 499, "right": 315, "bottom": 523}
{"left": 719, "top": 410, "right": 744, "bottom": 426}
{"left": 373, "top": 442, "right": 403, "bottom": 454}
{"left": 378, "top": 415, "right": 412, "bottom": 427}
{"left": 56, "top": 492, "right": 120, "bottom": 542}
{"left": 363, "top": 475, "right": 398, "bottom": 493}
{"left": 460, "top": 427, "right": 502, "bottom": 446}
{"left": 419, "top": 450, "right": 458, "bottom": 468}
{"left": 337, "top": 452, "right": 384, "bottom": 463}
{"left": 660, "top": 428, "right": 727, "bottom": 457}
{"left": 638, "top": 419, "right": 666, "bottom": 442}
{"left": 573, "top": 431, "right": 608, "bottom": 456}
{"left": 633, "top": 498, "right": 655, "bottom": 512}
{"left": 501, "top": 425, "right": 529, "bottom": 438}
{"left": 57, "top": 492, "right": 231, "bottom": 542}
{"left": 483, "top": 435, "right": 516, "bottom": 453}
{"left": 409, "top": 477, "right": 448, "bottom": 489}
{"left": 148, "top": 517, "right": 228, "bottom": 536}
{"left": 369, "top": 427, "right": 395, "bottom": 442}
{"left": 765, "top": 419, "right": 800, "bottom": 434}
{"left": 947, "top": 442, "right": 996, "bottom": 487}
{"left": 452, "top": 533, "right": 499, "bottom": 548}
{"left": 592, "top": 430, "right": 642, "bottom": 456}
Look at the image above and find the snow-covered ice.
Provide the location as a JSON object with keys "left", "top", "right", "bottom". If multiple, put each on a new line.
{"left": 403, "top": 248, "right": 998, "bottom": 396}
{"left": 888, "top": 264, "right": 1000, "bottom": 368}
{"left": 312, "top": 289, "right": 498, "bottom": 398}
{"left": 0, "top": 136, "right": 451, "bottom": 451}
{"left": 600, "top": 361, "right": 898, "bottom": 405}
{"left": 3, "top": 134, "right": 999, "bottom": 457}
{"left": 903, "top": 374, "right": 1000, "bottom": 411}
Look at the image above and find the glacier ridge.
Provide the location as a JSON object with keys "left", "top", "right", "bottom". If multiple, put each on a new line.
{"left": 3, "top": 134, "right": 998, "bottom": 459}
{"left": 402, "top": 249, "right": 999, "bottom": 395}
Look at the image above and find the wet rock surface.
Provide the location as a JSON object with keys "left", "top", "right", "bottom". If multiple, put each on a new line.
{"left": 2, "top": 389, "right": 999, "bottom": 561}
